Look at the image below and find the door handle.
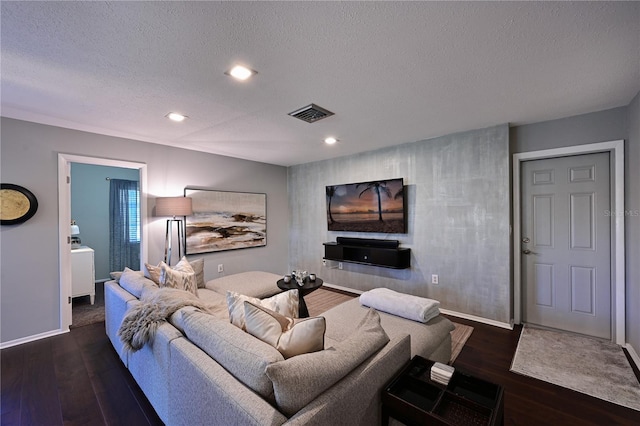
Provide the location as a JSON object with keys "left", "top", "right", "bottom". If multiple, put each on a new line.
{"left": 522, "top": 249, "right": 532, "bottom": 255}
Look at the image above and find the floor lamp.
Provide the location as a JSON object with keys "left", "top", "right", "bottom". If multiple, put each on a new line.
{"left": 156, "top": 196, "right": 193, "bottom": 266}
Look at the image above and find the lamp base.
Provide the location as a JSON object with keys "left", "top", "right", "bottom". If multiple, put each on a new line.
{"left": 164, "top": 218, "right": 185, "bottom": 266}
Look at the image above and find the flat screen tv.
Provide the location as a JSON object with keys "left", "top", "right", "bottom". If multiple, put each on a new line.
{"left": 326, "top": 178, "right": 406, "bottom": 234}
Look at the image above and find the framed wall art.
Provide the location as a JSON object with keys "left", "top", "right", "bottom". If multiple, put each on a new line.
{"left": 1, "top": 183, "right": 39, "bottom": 225}
{"left": 184, "top": 188, "right": 266, "bottom": 254}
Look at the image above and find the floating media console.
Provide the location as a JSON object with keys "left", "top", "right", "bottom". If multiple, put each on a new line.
{"left": 323, "top": 237, "right": 411, "bottom": 269}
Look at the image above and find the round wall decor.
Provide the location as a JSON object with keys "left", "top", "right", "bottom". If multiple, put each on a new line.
{"left": 1, "top": 183, "right": 39, "bottom": 225}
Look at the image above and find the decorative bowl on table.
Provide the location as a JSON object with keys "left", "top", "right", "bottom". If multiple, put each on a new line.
{"left": 292, "top": 270, "right": 307, "bottom": 286}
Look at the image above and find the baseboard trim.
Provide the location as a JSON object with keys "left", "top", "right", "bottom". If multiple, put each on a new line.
{"left": 323, "top": 282, "right": 363, "bottom": 295}
{"left": 625, "top": 343, "right": 640, "bottom": 370}
{"left": 440, "top": 309, "right": 514, "bottom": 330}
{"left": 323, "top": 284, "right": 513, "bottom": 330}
{"left": 0, "top": 328, "right": 69, "bottom": 350}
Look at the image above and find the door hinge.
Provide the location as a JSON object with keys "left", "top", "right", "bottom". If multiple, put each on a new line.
{"left": 68, "top": 297, "right": 72, "bottom": 304}
{"left": 67, "top": 236, "right": 71, "bottom": 244}
{"left": 67, "top": 176, "right": 70, "bottom": 184}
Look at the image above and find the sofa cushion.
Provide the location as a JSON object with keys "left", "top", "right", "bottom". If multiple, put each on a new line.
{"left": 323, "top": 298, "right": 455, "bottom": 360}
{"left": 109, "top": 270, "right": 128, "bottom": 282}
{"left": 227, "top": 290, "right": 298, "bottom": 330}
{"left": 244, "top": 301, "right": 325, "bottom": 359}
{"left": 206, "top": 271, "right": 283, "bottom": 298}
{"left": 195, "top": 288, "right": 228, "bottom": 310}
{"left": 119, "top": 267, "right": 158, "bottom": 298}
{"left": 265, "top": 308, "right": 389, "bottom": 416}
{"left": 181, "top": 309, "right": 285, "bottom": 402}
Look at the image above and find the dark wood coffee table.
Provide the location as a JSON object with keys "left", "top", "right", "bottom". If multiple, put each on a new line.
{"left": 276, "top": 277, "right": 323, "bottom": 318}
{"left": 382, "top": 355, "right": 504, "bottom": 426}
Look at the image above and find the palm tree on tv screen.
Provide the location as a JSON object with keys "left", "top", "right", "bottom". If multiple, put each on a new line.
{"left": 357, "top": 181, "right": 392, "bottom": 222}
{"left": 326, "top": 186, "right": 337, "bottom": 224}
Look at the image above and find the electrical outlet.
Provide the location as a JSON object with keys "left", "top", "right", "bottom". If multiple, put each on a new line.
{"left": 218, "top": 264, "right": 224, "bottom": 273}
{"left": 431, "top": 274, "right": 439, "bottom": 284}
{"left": 338, "top": 262, "right": 343, "bottom": 270}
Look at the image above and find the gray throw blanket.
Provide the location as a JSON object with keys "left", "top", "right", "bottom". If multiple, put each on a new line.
{"left": 118, "top": 287, "right": 214, "bottom": 353}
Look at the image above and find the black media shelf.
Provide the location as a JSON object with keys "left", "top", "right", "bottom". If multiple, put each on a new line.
{"left": 323, "top": 237, "right": 411, "bottom": 269}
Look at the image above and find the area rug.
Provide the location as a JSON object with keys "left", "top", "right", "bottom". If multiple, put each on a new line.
{"left": 70, "top": 282, "right": 105, "bottom": 328}
{"left": 450, "top": 322, "right": 473, "bottom": 364}
{"left": 510, "top": 325, "right": 640, "bottom": 411}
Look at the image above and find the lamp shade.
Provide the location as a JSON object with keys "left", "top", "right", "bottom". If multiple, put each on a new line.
{"left": 156, "top": 196, "right": 193, "bottom": 217}
{"left": 70, "top": 224, "right": 80, "bottom": 235}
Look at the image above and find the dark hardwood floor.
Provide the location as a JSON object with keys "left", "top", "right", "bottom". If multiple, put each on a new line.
{"left": 448, "top": 316, "right": 640, "bottom": 426}
{"left": 2, "top": 297, "right": 639, "bottom": 425}
{"left": 1, "top": 322, "right": 162, "bottom": 426}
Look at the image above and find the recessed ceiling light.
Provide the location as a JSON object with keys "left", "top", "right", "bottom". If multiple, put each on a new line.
{"left": 227, "top": 65, "right": 256, "bottom": 81}
{"left": 166, "top": 112, "right": 187, "bottom": 122}
{"left": 324, "top": 137, "right": 338, "bottom": 145}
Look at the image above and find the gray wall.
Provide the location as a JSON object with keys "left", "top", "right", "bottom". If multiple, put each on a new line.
{"left": 510, "top": 106, "right": 627, "bottom": 152}
{"left": 288, "top": 125, "right": 511, "bottom": 323}
{"left": 71, "top": 163, "right": 139, "bottom": 281}
{"left": 0, "top": 117, "right": 289, "bottom": 344}
{"left": 626, "top": 92, "right": 640, "bottom": 352}
{"left": 510, "top": 102, "right": 639, "bottom": 350}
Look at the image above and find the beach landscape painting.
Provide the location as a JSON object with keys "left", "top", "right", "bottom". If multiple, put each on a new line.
{"left": 326, "top": 178, "right": 406, "bottom": 233}
{"left": 184, "top": 188, "right": 266, "bottom": 254}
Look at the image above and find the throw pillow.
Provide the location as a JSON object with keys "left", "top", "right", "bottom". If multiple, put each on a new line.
{"left": 146, "top": 257, "right": 204, "bottom": 287}
{"left": 160, "top": 262, "right": 198, "bottom": 296}
{"left": 118, "top": 267, "right": 156, "bottom": 298}
{"left": 227, "top": 290, "right": 299, "bottom": 330}
{"left": 175, "top": 256, "right": 205, "bottom": 288}
{"left": 244, "top": 301, "right": 325, "bottom": 359}
{"left": 144, "top": 262, "right": 162, "bottom": 284}
{"left": 265, "top": 308, "right": 389, "bottom": 416}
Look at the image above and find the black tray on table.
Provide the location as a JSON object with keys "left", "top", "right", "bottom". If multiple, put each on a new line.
{"left": 383, "top": 356, "right": 504, "bottom": 426}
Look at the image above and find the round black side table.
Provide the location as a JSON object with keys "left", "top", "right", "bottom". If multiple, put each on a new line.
{"left": 276, "top": 277, "right": 323, "bottom": 318}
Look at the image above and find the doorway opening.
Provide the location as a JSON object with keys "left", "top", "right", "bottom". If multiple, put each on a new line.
{"left": 58, "top": 154, "right": 147, "bottom": 331}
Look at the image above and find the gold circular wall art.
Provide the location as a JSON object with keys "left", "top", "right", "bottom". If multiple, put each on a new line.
{"left": 1, "top": 183, "right": 38, "bottom": 225}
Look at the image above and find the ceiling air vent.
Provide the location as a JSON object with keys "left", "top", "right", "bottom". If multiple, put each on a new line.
{"left": 288, "top": 103, "right": 334, "bottom": 123}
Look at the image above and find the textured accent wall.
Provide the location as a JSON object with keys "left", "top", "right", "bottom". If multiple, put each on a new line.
{"left": 288, "top": 125, "right": 511, "bottom": 323}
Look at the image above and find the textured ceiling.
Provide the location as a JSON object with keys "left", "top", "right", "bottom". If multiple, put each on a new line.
{"left": 1, "top": 1, "right": 638, "bottom": 166}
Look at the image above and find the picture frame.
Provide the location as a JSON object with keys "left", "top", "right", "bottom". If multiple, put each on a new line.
{"left": 1, "top": 183, "right": 39, "bottom": 225}
{"left": 184, "top": 188, "right": 266, "bottom": 254}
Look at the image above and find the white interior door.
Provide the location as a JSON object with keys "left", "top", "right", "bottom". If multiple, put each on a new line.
{"left": 521, "top": 152, "right": 611, "bottom": 339}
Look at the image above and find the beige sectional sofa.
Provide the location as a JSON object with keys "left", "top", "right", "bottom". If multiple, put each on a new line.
{"left": 105, "top": 270, "right": 454, "bottom": 425}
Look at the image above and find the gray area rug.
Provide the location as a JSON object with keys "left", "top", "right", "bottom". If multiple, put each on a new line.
{"left": 510, "top": 325, "right": 640, "bottom": 411}
{"left": 70, "top": 281, "right": 105, "bottom": 328}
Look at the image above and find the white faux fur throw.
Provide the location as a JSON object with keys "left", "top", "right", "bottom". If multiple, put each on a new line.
{"left": 118, "top": 287, "right": 216, "bottom": 353}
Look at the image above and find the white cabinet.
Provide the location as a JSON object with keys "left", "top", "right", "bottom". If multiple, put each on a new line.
{"left": 71, "top": 247, "right": 95, "bottom": 304}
